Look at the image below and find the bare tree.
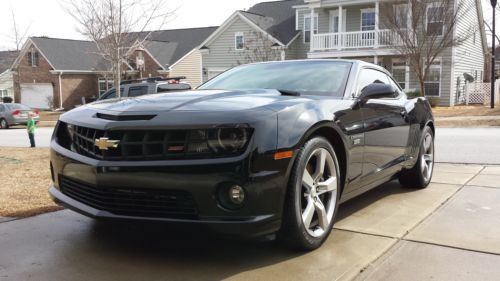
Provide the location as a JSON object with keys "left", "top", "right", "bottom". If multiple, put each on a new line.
{"left": 10, "top": 6, "right": 31, "bottom": 51}
{"left": 235, "top": 30, "right": 282, "bottom": 65}
{"left": 63, "top": 0, "right": 172, "bottom": 97}
{"left": 380, "top": 0, "right": 470, "bottom": 96}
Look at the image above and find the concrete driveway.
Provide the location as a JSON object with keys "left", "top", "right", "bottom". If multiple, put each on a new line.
{"left": 1, "top": 164, "right": 500, "bottom": 280}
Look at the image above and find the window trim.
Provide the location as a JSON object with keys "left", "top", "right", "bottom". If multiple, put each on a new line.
{"left": 360, "top": 8, "right": 376, "bottom": 31}
{"left": 303, "top": 13, "right": 319, "bottom": 43}
{"left": 424, "top": 59, "right": 442, "bottom": 97}
{"left": 329, "top": 9, "right": 346, "bottom": 33}
{"left": 392, "top": 58, "right": 409, "bottom": 91}
{"left": 426, "top": 3, "right": 445, "bottom": 36}
{"left": 235, "top": 32, "right": 245, "bottom": 51}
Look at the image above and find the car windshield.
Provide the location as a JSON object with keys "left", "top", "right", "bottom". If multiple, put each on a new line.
{"left": 5, "top": 104, "right": 31, "bottom": 110}
{"left": 199, "top": 61, "right": 352, "bottom": 97}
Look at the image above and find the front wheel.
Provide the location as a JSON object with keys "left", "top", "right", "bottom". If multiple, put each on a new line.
{"left": 279, "top": 137, "right": 341, "bottom": 251}
{"left": 399, "top": 126, "right": 434, "bottom": 188}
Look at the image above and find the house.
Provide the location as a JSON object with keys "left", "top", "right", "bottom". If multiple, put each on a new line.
{"left": 0, "top": 51, "right": 19, "bottom": 101}
{"left": 12, "top": 27, "right": 217, "bottom": 109}
{"left": 203, "top": 0, "right": 487, "bottom": 106}
{"left": 200, "top": 0, "right": 305, "bottom": 80}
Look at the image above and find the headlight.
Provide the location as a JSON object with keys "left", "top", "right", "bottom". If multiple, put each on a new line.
{"left": 207, "top": 127, "right": 250, "bottom": 153}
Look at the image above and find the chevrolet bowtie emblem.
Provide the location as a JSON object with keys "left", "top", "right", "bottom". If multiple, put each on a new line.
{"left": 94, "top": 137, "right": 120, "bottom": 150}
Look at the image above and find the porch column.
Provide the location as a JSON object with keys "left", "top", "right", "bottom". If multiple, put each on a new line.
{"left": 338, "top": 5, "right": 343, "bottom": 50}
{"left": 374, "top": 56, "right": 379, "bottom": 65}
{"left": 375, "top": 1, "right": 379, "bottom": 48}
{"left": 405, "top": 58, "right": 410, "bottom": 90}
{"left": 310, "top": 8, "right": 315, "bottom": 52}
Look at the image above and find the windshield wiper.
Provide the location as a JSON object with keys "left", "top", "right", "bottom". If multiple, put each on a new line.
{"left": 276, "top": 89, "right": 301, "bottom": 97}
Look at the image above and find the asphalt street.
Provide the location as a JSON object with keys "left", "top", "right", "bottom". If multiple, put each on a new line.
{"left": 0, "top": 127, "right": 53, "bottom": 148}
{"left": 435, "top": 128, "right": 500, "bottom": 164}
{"left": 1, "top": 127, "right": 499, "bottom": 165}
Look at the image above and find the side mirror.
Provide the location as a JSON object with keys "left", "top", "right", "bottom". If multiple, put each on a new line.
{"left": 359, "top": 83, "right": 396, "bottom": 102}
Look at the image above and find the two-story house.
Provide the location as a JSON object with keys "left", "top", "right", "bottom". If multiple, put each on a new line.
{"left": 0, "top": 51, "right": 19, "bottom": 101}
{"left": 202, "top": 0, "right": 487, "bottom": 107}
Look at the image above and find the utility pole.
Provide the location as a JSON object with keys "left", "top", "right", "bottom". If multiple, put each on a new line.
{"left": 492, "top": 0, "right": 497, "bottom": 109}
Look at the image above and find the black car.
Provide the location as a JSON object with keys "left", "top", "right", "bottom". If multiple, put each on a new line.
{"left": 49, "top": 60, "right": 434, "bottom": 250}
{"left": 97, "top": 77, "right": 191, "bottom": 101}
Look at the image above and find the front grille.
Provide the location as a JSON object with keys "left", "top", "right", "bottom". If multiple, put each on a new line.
{"left": 59, "top": 176, "right": 198, "bottom": 219}
{"left": 69, "top": 125, "right": 207, "bottom": 161}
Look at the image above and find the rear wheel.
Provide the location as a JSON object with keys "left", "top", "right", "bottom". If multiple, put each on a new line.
{"left": 399, "top": 126, "right": 434, "bottom": 188}
{"left": 279, "top": 137, "right": 341, "bottom": 251}
{"left": 0, "top": 119, "right": 8, "bottom": 129}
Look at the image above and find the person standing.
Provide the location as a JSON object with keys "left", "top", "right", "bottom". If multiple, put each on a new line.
{"left": 27, "top": 112, "right": 36, "bottom": 148}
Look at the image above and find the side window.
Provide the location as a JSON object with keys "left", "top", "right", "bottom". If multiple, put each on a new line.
{"left": 357, "top": 68, "right": 390, "bottom": 95}
{"left": 101, "top": 90, "right": 116, "bottom": 100}
{"left": 128, "top": 86, "right": 149, "bottom": 97}
{"left": 386, "top": 75, "right": 403, "bottom": 98}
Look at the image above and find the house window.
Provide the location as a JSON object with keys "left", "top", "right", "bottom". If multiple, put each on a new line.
{"left": 27, "top": 51, "right": 39, "bottom": 67}
{"left": 424, "top": 60, "right": 441, "bottom": 97}
{"left": 427, "top": 5, "right": 444, "bottom": 36}
{"left": 235, "top": 32, "right": 245, "bottom": 50}
{"left": 304, "top": 14, "right": 319, "bottom": 43}
{"left": 98, "top": 79, "right": 114, "bottom": 96}
{"left": 392, "top": 60, "right": 408, "bottom": 90}
{"left": 0, "top": 89, "right": 8, "bottom": 98}
{"left": 394, "top": 4, "right": 409, "bottom": 29}
{"left": 361, "top": 9, "right": 376, "bottom": 31}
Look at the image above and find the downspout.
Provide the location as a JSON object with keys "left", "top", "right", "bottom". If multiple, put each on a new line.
{"left": 58, "top": 72, "right": 63, "bottom": 110}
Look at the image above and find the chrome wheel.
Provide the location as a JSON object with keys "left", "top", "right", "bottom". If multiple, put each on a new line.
{"left": 421, "top": 132, "right": 434, "bottom": 182}
{"left": 301, "top": 148, "right": 338, "bottom": 237}
{"left": 0, "top": 119, "right": 6, "bottom": 129}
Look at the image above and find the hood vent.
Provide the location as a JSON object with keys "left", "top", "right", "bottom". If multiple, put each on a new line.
{"left": 96, "top": 113, "right": 156, "bottom": 121}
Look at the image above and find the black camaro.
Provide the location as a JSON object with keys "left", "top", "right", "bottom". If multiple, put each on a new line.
{"left": 49, "top": 60, "right": 434, "bottom": 250}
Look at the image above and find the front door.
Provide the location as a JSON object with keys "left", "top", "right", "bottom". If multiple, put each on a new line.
{"left": 356, "top": 68, "right": 411, "bottom": 184}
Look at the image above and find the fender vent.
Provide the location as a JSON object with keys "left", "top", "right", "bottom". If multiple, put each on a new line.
{"left": 96, "top": 113, "right": 156, "bottom": 121}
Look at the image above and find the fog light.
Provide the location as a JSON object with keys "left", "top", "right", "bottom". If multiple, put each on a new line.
{"left": 229, "top": 185, "right": 245, "bottom": 205}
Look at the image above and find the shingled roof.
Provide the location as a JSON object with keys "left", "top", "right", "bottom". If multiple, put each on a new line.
{"left": 0, "top": 51, "right": 20, "bottom": 74}
{"left": 241, "top": 0, "right": 304, "bottom": 45}
{"left": 23, "top": 27, "right": 217, "bottom": 72}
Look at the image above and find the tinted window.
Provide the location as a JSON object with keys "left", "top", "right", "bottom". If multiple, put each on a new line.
{"left": 200, "top": 61, "right": 352, "bottom": 97}
{"left": 128, "top": 86, "right": 149, "bottom": 97}
{"left": 357, "top": 68, "right": 390, "bottom": 95}
{"left": 386, "top": 75, "right": 404, "bottom": 98}
{"left": 100, "top": 88, "right": 124, "bottom": 100}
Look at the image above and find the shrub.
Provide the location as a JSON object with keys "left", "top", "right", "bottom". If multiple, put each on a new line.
{"left": 2, "top": 96, "right": 13, "bottom": 103}
{"left": 406, "top": 90, "right": 422, "bottom": 99}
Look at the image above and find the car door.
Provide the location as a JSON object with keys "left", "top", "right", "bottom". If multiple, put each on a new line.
{"left": 357, "top": 68, "right": 411, "bottom": 183}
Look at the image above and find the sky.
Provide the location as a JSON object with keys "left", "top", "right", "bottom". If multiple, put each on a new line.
{"left": 0, "top": 0, "right": 263, "bottom": 51}
{"left": 0, "top": 0, "right": 498, "bottom": 51}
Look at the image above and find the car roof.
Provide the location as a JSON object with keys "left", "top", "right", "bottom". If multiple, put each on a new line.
{"left": 242, "top": 59, "right": 391, "bottom": 76}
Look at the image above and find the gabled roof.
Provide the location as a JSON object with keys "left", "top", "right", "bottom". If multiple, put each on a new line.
{"left": 131, "top": 27, "right": 218, "bottom": 68}
{"left": 0, "top": 51, "right": 20, "bottom": 74}
{"left": 30, "top": 37, "right": 108, "bottom": 71}
{"left": 200, "top": 0, "right": 304, "bottom": 48}
{"left": 241, "top": 0, "right": 304, "bottom": 45}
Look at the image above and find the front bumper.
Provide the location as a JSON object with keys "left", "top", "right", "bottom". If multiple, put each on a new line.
{"left": 50, "top": 141, "right": 292, "bottom": 237}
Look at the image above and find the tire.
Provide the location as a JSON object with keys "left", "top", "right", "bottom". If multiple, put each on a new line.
{"left": 399, "top": 126, "right": 435, "bottom": 188}
{"left": 0, "top": 119, "right": 8, "bottom": 129}
{"left": 279, "top": 137, "right": 341, "bottom": 251}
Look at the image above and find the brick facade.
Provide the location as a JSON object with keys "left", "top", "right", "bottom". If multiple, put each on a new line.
{"left": 14, "top": 44, "right": 166, "bottom": 109}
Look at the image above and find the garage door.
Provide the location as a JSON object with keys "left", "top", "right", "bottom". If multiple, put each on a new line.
{"left": 21, "top": 84, "right": 53, "bottom": 109}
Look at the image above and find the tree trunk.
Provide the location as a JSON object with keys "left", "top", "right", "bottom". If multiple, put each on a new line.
{"left": 419, "top": 80, "right": 426, "bottom": 97}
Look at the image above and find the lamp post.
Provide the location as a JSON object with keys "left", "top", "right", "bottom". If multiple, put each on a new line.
{"left": 491, "top": 0, "right": 497, "bottom": 109}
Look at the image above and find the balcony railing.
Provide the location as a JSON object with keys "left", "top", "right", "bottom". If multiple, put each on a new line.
{"left": 311, "top": 29, "right": 404, "bottom": 52}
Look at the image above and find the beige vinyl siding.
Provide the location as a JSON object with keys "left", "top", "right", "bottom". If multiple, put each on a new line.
{"left": 170, "top": 49, "right": 203, "bottom": 88}
{"left": 450, "top": 0, "right": 485, "bottom": 106}
{"left": 202, "top": 15, "right": 281, "bottom": 82}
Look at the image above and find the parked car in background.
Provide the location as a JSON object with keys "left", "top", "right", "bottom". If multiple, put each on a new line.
{"left": 0, "top": 103, "right": 40, "bottom": 129}
{"left": 97, "top": 77, "right": 192, "bottom": 101}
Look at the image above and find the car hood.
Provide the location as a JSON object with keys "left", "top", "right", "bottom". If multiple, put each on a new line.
{"left": 87, "top": 89, "right": 331, "bottom": 113}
